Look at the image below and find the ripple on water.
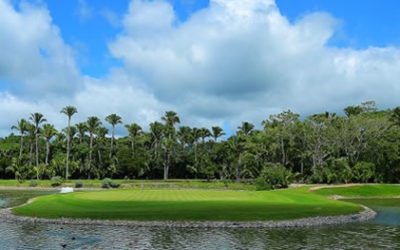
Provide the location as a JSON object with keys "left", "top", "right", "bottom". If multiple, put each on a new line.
{"left": 0, "top": 222, "right": 398, "bottom": 249}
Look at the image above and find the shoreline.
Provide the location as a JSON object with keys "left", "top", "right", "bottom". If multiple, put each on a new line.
{"left": 0, "top": 205, "right": 376, "bottom": 228}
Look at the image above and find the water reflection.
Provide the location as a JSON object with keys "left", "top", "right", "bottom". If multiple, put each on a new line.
{"left": 0, "top": 223, "right": 398, "bottom": 250}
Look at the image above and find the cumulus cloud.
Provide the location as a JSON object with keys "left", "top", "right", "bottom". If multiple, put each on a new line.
{"left": 108, "top": 0, "right": 400, "bottom": 125}
{"left": 0, "top": 0, "right": 82, "bottom": 98}
{"left": 1, "top": 0, "right": 400, "bottom": 136}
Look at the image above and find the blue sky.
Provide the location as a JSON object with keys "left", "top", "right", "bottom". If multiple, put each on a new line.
{"left": 37, "top": 0, "right": 400, "bottom": 77}
{"left": 0, "top": 0, "right": 400, "bottom": 136}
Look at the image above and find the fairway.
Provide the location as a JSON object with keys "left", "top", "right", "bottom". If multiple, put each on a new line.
{"left": 13, "top": 188, "right": 362, "bottom": 221}
{"left": 313, "top": 185, "right": 400, "bottom": 198}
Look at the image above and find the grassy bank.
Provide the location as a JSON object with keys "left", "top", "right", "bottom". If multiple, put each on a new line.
{"left": 313, "top": 184, "right": 400, "bottom": 198}
{"left": 13, "top": 188, "right": 362, "bottom": 221}
{"left": 0, "top": 179, "right": 255, "bottom": 190}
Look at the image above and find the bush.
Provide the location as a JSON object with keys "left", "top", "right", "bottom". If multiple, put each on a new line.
{"left": 257, "top": 163, "right": 294, "bottom": 190}
{"left": 75, "top": 180, "right": 83, "bottom": 188}
{"left": 29, "top": 180, "right": 38, "bottom": 187}
{"left": 51, "top": 176, "right": 63, "bottom": 187}
{"left": 353, "top": 162, "right": 375, "bottom": 183}
{"left": 101, "top": 178, "right": 120, "bottom": 189}
{"left": 255, "top": 177, "right": 272, "bottom": 191}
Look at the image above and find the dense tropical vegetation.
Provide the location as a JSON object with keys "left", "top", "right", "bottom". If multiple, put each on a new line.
{"left": 1, "top": 101, "right": 400, "bottom": 185}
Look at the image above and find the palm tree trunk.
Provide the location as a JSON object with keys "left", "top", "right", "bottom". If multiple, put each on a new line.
{"left": 35, "top": 134, "right": 39, "bottom": 167}
{"left": 66, "top": 118, "right": 71, "bottom": 180}
{"left": 88, "top": 134, "right": 93, "bottom": 179}
{"left": 45, "top": 140, "right": 50, "bottom": 165}
{"left": 29, "top": 142, "right": 33, "bottom": 166}
{"left": 236, "top": 154, "right": 242, "bottom": 182}
{"left": 163, "top": 151, "right": 170, "bottom": 180}
{"left": 110, "top": 126, "right": 115, "bottom": 159}
{"left": 18, "top": 136, "right": 23, "bottom": 164}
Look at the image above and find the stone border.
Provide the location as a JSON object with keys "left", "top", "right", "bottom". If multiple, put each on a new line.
{"left": 0, "top": 205, "right": 376, "bottom": 228}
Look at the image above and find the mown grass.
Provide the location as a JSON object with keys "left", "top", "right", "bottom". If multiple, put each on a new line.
{"left": 314, "top": 184, "right": 400, "bottom": 198}
{"left": 0, "top": 179, "right": 255, "bottom": 190}
{"left": 13, "top": 188, "right": 362, "bottom": 221}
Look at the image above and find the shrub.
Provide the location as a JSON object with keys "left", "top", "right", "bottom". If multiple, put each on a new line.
{"left": 51, "top": 176, "right": 63, "bottom": 187}
{"left": 29, "top": 180, "right": 38, "bottom": 187}
{"left": 257, "top": 163, "right": 294, "bottom": 190}
{"left": 101, "top": 178, "right": 120, "bottom": 189}
{"left": 353, "top": 162, "right": 375, "bottom": 183}
{"left": 255, "top": 177, "right": 272, "bottom": 191}
{"left": 75, "top": 180, "right": 83, "bottom": 188}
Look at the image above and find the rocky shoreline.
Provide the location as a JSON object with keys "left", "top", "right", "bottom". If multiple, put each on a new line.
{"left": 0, "top": 206, "right": 376, "bottom": 228}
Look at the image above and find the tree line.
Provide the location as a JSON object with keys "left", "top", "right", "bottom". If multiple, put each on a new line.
{"left": 1, "top": 101, "right": 400, "bottom": 184}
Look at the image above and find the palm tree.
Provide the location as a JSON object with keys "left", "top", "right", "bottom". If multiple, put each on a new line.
{"left": 161, "top": 111, "right": 180, "bottom": 180}
{"left": 61, "top": 106, "right": 77, "bottom": 180}
{"left": 86, "top": 116, "right": 101, "bottom": 178}
{"left": 25, "top": 122, "right": 36, "bottom": 166}
{"left": 125, "top": 123, "right": 142, "bottom": 157}
{"left": 178, "top": 126, "right": 194, "bottom": 147}
{"left": 238, "top": 122, "right": 254, "bottom": 136}
{"left": 105, "top": 114, "right": 122, "bottom": 159}
{"left": 42, "top": 124, "right": 58, "bottom": 165}
{"left": 199, "top": 128, "right": 211, "bottom": 144}
{"left": 212, "top": 126, "right": 225, "bottom": 142}
{"left": 96, "top": 126, "right": 109, "bottom": 178}
{"left": 75, "top": 122, "right": 87, "bottom": 144}
{"left": 192, "top": 127, "right": 202, "bottom": 170}
{"left": 11, "top": 119, "right": 29, "bottom": 163}
{"left": 29, "top": 113, "right": 46, "bottom": 167}
{"left": 149, "top": 121, "right": 165, "bottom": 175}
{"left": 162, "top": 111, "right": 180, "bottom": 133}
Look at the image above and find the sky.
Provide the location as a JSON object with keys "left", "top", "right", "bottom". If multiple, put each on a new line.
{"left": 0, "top": 0, "right": 400, "bottom": 136}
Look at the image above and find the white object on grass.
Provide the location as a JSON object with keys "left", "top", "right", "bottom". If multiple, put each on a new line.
{"left": 60, "top": 187, "right": 74, "bottom": 193}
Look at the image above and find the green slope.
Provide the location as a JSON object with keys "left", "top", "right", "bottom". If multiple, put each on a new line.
{"left": 13, "top": 188, "right": 361, "bottom": 221}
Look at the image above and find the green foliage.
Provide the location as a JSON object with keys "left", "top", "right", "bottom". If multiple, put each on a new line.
{"left": 101, "top": 178, "right": 120, "bottom": 189}
{"left": 0, "top": 103, "right": 399, "bottom": 184}
{"left": 257, "top": 163, "right": 294, "bottom": 189}
{"left": 50, "top": 176, "right": 63, "bottom": 187}
{"left": 75, "top": 180, "right": 83, "bottom": 188}
{"left": 353, "top": 162, "right": 375, "bottom": 183}
{"left": 29, "top": 180, "right": 38, "bottom": 187}
{"left": 254, "top": 177, "right": 272, "bottom": 190}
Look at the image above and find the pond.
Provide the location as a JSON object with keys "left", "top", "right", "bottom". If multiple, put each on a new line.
{"left": 0, "top": 191, "right": 399, "bottom": 249}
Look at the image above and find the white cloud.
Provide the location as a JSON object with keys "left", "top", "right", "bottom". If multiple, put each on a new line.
{"left": 1, "top": 0, "right": 400, "bottom": 136}
{"left": 0, "top": 0, "right": 81, "bottom": 98}
{"left": 108, "top": 0, "right": 400, "bottom": 126}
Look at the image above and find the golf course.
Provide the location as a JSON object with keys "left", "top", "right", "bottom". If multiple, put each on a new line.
{"left": 10, "top": 184, "right": 399, "bottom": 222}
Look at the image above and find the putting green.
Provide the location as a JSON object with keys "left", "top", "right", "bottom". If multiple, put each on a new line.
{"left": 13, "top": 188, "right": 362, "bottom": 221}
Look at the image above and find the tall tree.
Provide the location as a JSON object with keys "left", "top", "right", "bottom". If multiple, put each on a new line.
{"left": 125, "top": 123, "right": 142, "bottom": 157}
{"left": 105, "top": 114, "right": 122, "bottom": 159}
{"left": 149, "top": 121, "right": 165, "bottom": 172}
{"left": 29, "top": 113, "right": 46, "bottom": 167}
{"left": 75, "top": 122, "right": 87, "bottom": 144}
{"left": 11, "top": 119, "right": 29, "bottom": 163}
{"left": 86, "top": 116, "right": 101, "bottom": 178}
{"left": 42, "top": 124, "right": 58, "bottom": 166}
{"left": 212, "top": 126, "right": 225, "bottom": 142}
{"left": 161, "top": 111, "right": 180, "bottom": 180}
{"left": 60, "top": 106, "right": 77, "bottom": 180}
